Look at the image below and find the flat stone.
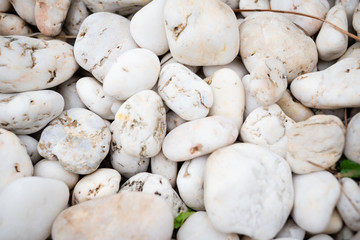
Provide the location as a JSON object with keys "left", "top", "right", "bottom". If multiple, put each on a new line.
{"left": 52, "top": 192, "right": 173, "bottom": 240}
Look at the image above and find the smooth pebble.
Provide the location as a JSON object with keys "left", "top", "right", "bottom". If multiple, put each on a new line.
{"left": 0, "top": 13, "right": 32, "bottom": 35}
{"left": 17, "top": 135, "right": 41, "bottom": 164}
{"left": 151, "top": 151, "right": 177, "bottom": 188}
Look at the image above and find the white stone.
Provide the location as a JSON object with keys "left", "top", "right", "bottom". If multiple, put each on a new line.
{"left": 337, "top": 177, "right": 360, "bottom": 231}
{"left": 177, "top": 211, "right": 240, "bottom": 240}
{"left": 34, "top": 0, "right": 71, "bottom": 36}
{"left": 0, "top": 36, "right": 78, "bottom": 93}
{"left": 130, "top": 0, "right": 168, "bottom": 55}
{"left": 0, "top": 13, "right": 32, "bottom": 35}
{"left": 204, "top": 143, "right": 294, "bottom": 239}
{"left": 286, "top": 115, "right": 345, "bottom": 174}
{"left": 10, "top": 0, "right": 36, "bottom": 25}
{"left": 203, "top": 56, "right": 248, "bottom": 79}
{"left": 162, "top": 115, "right": 238, "bottom": 162}
{"left": 316, "top": 5, "right": 348, "bottom": 61}
{"left": 158, "top": 63, "right": 213, "bottom": 120}
{"left": 34, "top": 159, "right": 79, "bottom": 189}
{"left": 270, "top": 0, "right": 330, "bottom": 36}
{"left": 103, "top": 48, "right": 160, "bottom": 101}
{"left": 0, "top": 90, "right": 64, "bottom": 134}
{"left": 248, "top": 58, "right": 287, "bottom": 106}
{"left": 74, "top": 12, "right": 137, "bottom": 82}
{"left": 72, "top": 168, "right": 121, "bottom": 205}
{"left": 242, "top": 74, "right": 262, "bottom": 117}
{"left": 240, "top": 0, "right": 270, "bottom": 17}
{"left": 57, "top": 76, "right": 86, "bottom": 110}
{"left": 18, "top": 135, "right": 41, "bottom": 164}
{"left": 164, "top": 0, "right": 239, "bottom": 66}
{"left": 276, "top": 90, "right": 314, "bottom": 122}
{"left": 323, "top": 210, "right": 343, "bottom": 234}
{"left": 112, "top": 90, "right": 166, "bottom": 158}
{"left": 308, "top": 235, "right": 334, "bottom": 240}
{"left": 151, "top": 151, "right": 177, "bottom": 188}
{"left": 52, "top": 192, "right": 173, "bottom": 240}
{"left": 120, "top": 172, "right": 188, "bottom": 217}
{"left": 0, "top": 177, "right": 69, "bottom": 240}
{"left": 110, "top": 127, "right": 149, "bottom": 179}
{"left": 83, "top": 0, "right": 152, "bottom": 16}
{"left": 166, "top": 111, "right": 187, "bottom": 132}
{"left": 177, "top": 155, "right": 207, "bottom": 211}
{"left": 276, "top": 218, "right": 306, "bottom": 240}
{"left": 64, "top": 0, "right": 90, "bottom": 35}
{"left": 290, "top": 58, "right": 360, "bottom": 109}
{"left": 338, "top": 42, "right": 360, "bottom": 61}
{"left": 292, "top": 171, "right": 341, "bottom": 234}
{"left": 0, "top": 128, "right": 33, "bottom": 190}
{"left": 38, "top": 108, "right": 111, "bottom": 174}
{"left": 76, "top": 77, "right": 122, "bottom": 120}
{"left": 241, "top": 104, "right": 295, "bottom": 158}
{"left": 344, "top": 112, "right": 360, "bottom": 163}
{"left": 239, "top": 12, "right": 318, "bottom": 82}
{"left": 206, "top": 68, "right": 245, "bottom": 130}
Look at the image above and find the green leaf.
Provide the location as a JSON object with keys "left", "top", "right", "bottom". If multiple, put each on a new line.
{"left": 174, "top": 209, "right": 195, "bottom": 229}
{"left": 340, "top": 160, "right": 360, "bottom": 178}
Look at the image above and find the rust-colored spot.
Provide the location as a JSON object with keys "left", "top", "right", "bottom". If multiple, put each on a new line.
{"left": 189, "top": 144, "right": 203, "bottom": 154}
{"left": 14, "top": 163, "right": 20, "bottom": 172}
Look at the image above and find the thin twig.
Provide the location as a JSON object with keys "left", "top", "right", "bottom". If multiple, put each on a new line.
{"left": 344, "top": 108, "right": 348, "bottom": 128}
{"left": 234, "top": 8, "right": 360, "bottom": 42}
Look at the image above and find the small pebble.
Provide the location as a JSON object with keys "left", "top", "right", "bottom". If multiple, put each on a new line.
{"left": 151, "top": 151, "right": 177, "bottom": 188}
{"left": 0, "top": 13, "right": 32, "bottom": 35}
{"left": 344, "top": 112, "right": 360, "bottom": 164}
{"left": 17, "top": 134, "right": 42, "bottom": 164}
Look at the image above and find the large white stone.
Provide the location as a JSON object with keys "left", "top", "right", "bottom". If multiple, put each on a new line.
{"left": 292, "top": 171, "right": 341, "bottom": 234}
{"left": 112, "top": 90, "right": 166, "bottom": 158}
{"left": 74, "top": 12, "right": 137, "bottom": 82}
{"left": 204, "top": 143, "right": 294, "bottom": 239}
{"left": 162, "top": 115, "right": 238, "bottom": 162}
{"left": 286, "top": 115, "right": 345, "bottom": 174}
{"left": 103, "top": 48, "right": 160, "bottom": 101}
{"left": 119, "top": 172, "right": 187, "bottom": 217}
{"left": 344, "top": 112, "right": 360, "bottom": 164}
{"left": 0, "top": 128, "right": 33, "bottom": 190}
{"left": 164, "top": 0, "right": 239, "bottom": 66}
{"left": 239, "top": 12, "right": 318, "bottom": 82}
{"left": 290, "top": 58, "right": 360, "bottom": 109}
{"left": 0, "top": 90, "right": 64, "bottom": 134}
{"left": 158, "top": 63, "right": 213, "bottom": 121}
{"left": 206, "top": 68, "right": 245, "bottom": 130}
{"left": 241, "top": 104, "right": 295, "bottom": 158}
{"left": 38, "top": 108, "right": 111, "bottom": 174}
{"left": 130, "top": 0, "right": 168, "bottom": 55}
{"left": 52, "top": 192, "right": 173, "bottom": 240}
{"left": 177, "top": 211, "right": 240, "bottom": 240}
{"left": 72, "top": 168, "right": 121, "bottom": 205}
{"left": 0, "top": 177, "right": 69, "bottom": 240}
{"left": 337, "top": 177, "right": 360, "bottom": 232}
{"left": 0, "top": 36, "right": 78, "bottom": 93}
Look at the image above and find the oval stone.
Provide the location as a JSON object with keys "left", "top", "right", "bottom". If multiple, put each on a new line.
{"left": 52, "top": 192, "right": 173, "bottom": 240}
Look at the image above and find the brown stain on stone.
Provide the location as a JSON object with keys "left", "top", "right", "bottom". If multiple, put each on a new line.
{"left": 189, "top": 144, "right": 203, "bottom": 154}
